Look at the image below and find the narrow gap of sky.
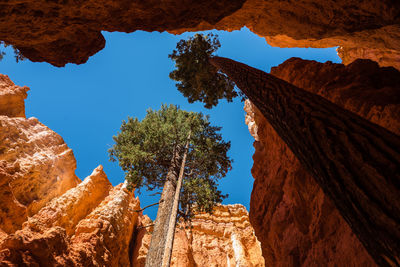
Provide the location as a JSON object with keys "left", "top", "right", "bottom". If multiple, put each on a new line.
{"left": 0, "top": 27, "right": 341, "bottom": 220}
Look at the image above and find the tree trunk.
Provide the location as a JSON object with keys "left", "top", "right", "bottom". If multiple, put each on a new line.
{"left": 209, "top": 56, "right": 400, "bottom": 267}
{"left": 145, "top": 149, "right": 180, "bottom": 267}
{"left": 162, "top": 132, "right": 191, "bottom": 267}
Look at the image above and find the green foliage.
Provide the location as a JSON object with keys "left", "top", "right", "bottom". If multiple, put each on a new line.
{"left": 169, "top": 34, "right": 240, "bottom": 109}
{"left": 109, "top": 104, "right": 232, "bottom": 216}
{"left": 0, "top": 41, "right": 25, "bottom": 62}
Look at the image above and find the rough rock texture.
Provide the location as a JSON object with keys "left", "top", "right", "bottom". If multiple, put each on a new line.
{"left": 0, "top": 166, "right": 141, "bottom": 267}
{"left": 24, "top": 165, "right": 113, "bottom": 236}
{"left": 69, "top": 181, "right": 140, "bottom": 267}
{"left": 0, "top": 89, "right": 80, "bottom": 234}
{"left": 0, "top": 74, "right": 29, "bottom": 118}
{"left": 246, "top": 57, "right": 400, "bottom": 266}
{"left": 0, "top": 0, "right": 399, "bottom": 67}
{"left": 338, "top": 46, "right": 400, "bottom": 71}
{"left": 133, "top": 204, "right": 265, "bottom": 267}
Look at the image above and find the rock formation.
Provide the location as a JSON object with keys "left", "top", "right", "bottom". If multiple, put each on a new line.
{"left": 133, "top": 204, "right": 265, "bottom": 267}
{"left": 0, "top": 0, "right": 399, "bottom": 68}
{"left": 0, "top": 166, "right": 141, "bottom": 267}
{"left": 0, "top": 75, "right": 29, "bottom": 117}
{"left": 245, "top": 57, "right": 400, "bottom": 266}
{"left": 0, "top": 74, "right": 265, "bottom": 266}
{"left": 0, "top": 74, "right": 80, "bottom": 234}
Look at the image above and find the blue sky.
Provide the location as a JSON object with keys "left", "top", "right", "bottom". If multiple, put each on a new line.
{"left": 0, "top": 28, "right": 340, "bottom": 220}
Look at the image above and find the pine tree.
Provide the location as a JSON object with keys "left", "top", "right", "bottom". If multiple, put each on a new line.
{"left": 109, "top": 104, "right": 231, "bottom": 267}
{"left": 168, "top": 34, "right": 400, "bottom": 267}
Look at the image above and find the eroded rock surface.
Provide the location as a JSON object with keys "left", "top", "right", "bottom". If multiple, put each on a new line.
{"left": 133, "top": 204, "right": 265, "bottom": 267}
{"left": 0, "top": 74, "right": 29, "bottom": 118}
{"left": 0, "top": 93, "right": 80, "bottom": 234}
{"left": 0, "top": 0, "right": 399, "bottom": 67}
{"left": 246, "top": 57, "right": 400, "bottom": 266}
{"left": 0, "top": 165, "right": 140, "bottom": 267}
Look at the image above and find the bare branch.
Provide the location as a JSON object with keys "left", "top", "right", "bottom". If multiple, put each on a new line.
{"left": 134, "top": 199, "right": 164, "bottom": 212}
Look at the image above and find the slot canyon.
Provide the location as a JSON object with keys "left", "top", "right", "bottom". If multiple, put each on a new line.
{"left": 1, "top": 0, "right": 399, "bottom": 266}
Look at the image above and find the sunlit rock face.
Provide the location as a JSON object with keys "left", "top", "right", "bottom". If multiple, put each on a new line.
{"left": 0, "top": 0, "right": 398, "bottom": 67}
{"left": 338, "top": 46, "right": 400, "bottom": 71}
{"left": 0, "top": 166, "right": 140, "bottom": 266}
{"left": 0, "top": 74, "right": 29, "bottom": 118}
{"left": 133, "top": 204, "right": 265, "bottom": 267}
{"left": 0, "top": 76, "right": 80, "bottom": 234}
{"left": 245, "top": 57, "right": 400, "bottom": 266}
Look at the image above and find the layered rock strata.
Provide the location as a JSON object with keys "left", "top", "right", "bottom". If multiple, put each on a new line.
{"left": 0, "top": 166, "right": 141, "bottom": 266}
{"left": 0, "top": 0, "right": 399, "bottom": 67}
{"left": 0, "top": 75, "right": 80, "bottom": 234}
{"left": 0, "top": 75, "right": 29, "bottom": 118}
{"left": 133, "top": 204, "right": 265, "bottom": 267}
{"left": 245, "top": 57, "right": 400, "bottom": 266}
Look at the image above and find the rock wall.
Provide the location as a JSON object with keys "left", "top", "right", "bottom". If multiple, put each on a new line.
{"left": 245, "top": 57, "right": 400, "bottom": 266}
{"left": 0, "top": 0, "right": 399, "bottom": 67}
{"left": 133, "top": 204, "right": 265, "bottom": 267}
{"left": 0, "top": 74, "right": 80, "bottom": 234}
{"left": 0, "top": 166, "right": 141, "bottom": 267}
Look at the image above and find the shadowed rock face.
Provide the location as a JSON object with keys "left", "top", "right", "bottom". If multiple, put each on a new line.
{"left": 245, "top": 57, "right": 400, "bottom": 266}
{"left": 0, "top": 0, "right": 399, "bottom": 67}
{"left": 0, "top": 0, "right": 245, "bottom": 66}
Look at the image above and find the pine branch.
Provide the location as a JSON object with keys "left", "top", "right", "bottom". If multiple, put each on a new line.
{"left": 134, "top": 199, "right": 164, "bottom": 212}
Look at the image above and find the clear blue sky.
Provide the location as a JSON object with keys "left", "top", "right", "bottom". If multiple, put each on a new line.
{"left": 0, "top": 28, "right": 340, "bottom": 220}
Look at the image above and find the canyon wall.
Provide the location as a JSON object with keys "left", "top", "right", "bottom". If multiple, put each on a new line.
{"left": 245, "top": 58, "right": 400, "bottom": 266}
{"left": 0, "top": 0, "right": 399, "bottom": 68}
{"left": 133, "top": 204, "right": 265, "bottom": 267}
{"left": 0, "top": 74, "right": 80, "bottom": 235}
{"left": 0, "top": 74, "right": 265, "bottom": 266}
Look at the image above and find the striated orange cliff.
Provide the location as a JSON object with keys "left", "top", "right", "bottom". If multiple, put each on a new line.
{"left": 245, "top": 57, "right": 400, "bottom": 266}
{"left": 0, "top": 0, "right": 399, "bottom": 68}
{"left": 0, "top": 74, "right": 80, "bottom": 235}
{"left": 133, "top": 204, "right": 265, "bottom": 267}
{"left": 0, "top": 165, "right": 141, "bottom": 266}
{"left": 0, "top": 74, "right": 265, "bottom": 266}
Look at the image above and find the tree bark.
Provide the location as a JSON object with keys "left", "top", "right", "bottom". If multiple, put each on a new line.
{"left": 162, "top": 132, "right": 191, "bottom": 267}
{"left": 209, "top": 56, "right": 400, "bottom": 267}
{"left": 145, "top": 149, "right": 180, "bottom": 267}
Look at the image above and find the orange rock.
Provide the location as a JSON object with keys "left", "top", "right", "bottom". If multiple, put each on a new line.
{"left": 0, "top": 74, "right": 29, "bottom": 118}
{"left": 24, "top": 165, "right": 112, "bottom": 236}
{"left": 0, "top": 77, "right": 80, "bottom": 233}
{"left": 338, "top": 46, "right": 400, "bottom": 71}
{"left": 0, "top": 0, "right": 399, "bottom": 68}
{"left": 69, "top": 182, "right": 140, "bottom": 267}
{"left": 133, "top": 204, "right": 265, "bottom": 267}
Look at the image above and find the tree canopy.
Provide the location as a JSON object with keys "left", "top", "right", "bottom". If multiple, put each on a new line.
{"left": 169, "top": 34, "right": 242, "bottom": 109}
{"left": 109, "top": 104, "right": 232, "bottom": 218}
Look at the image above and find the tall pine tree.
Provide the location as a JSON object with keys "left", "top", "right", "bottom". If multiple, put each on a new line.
{"left": 109, "top": 104, "right": 231, "bottom": 267}
{"left": 168, "top": 34, "right": 400, "bottom": 267}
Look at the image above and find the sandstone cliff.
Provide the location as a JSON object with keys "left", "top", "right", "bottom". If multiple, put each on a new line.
{"left": 245, "top": 57, "right": 400, "bottom": 266}
{"left": 133, "top": 204, "right": 265, "bottom": 267}
{"left": 0, "top": 0, "right": 399, "bottom": 68}
{"left": 0, "top": 74, "right": 80, "bottom": 234}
